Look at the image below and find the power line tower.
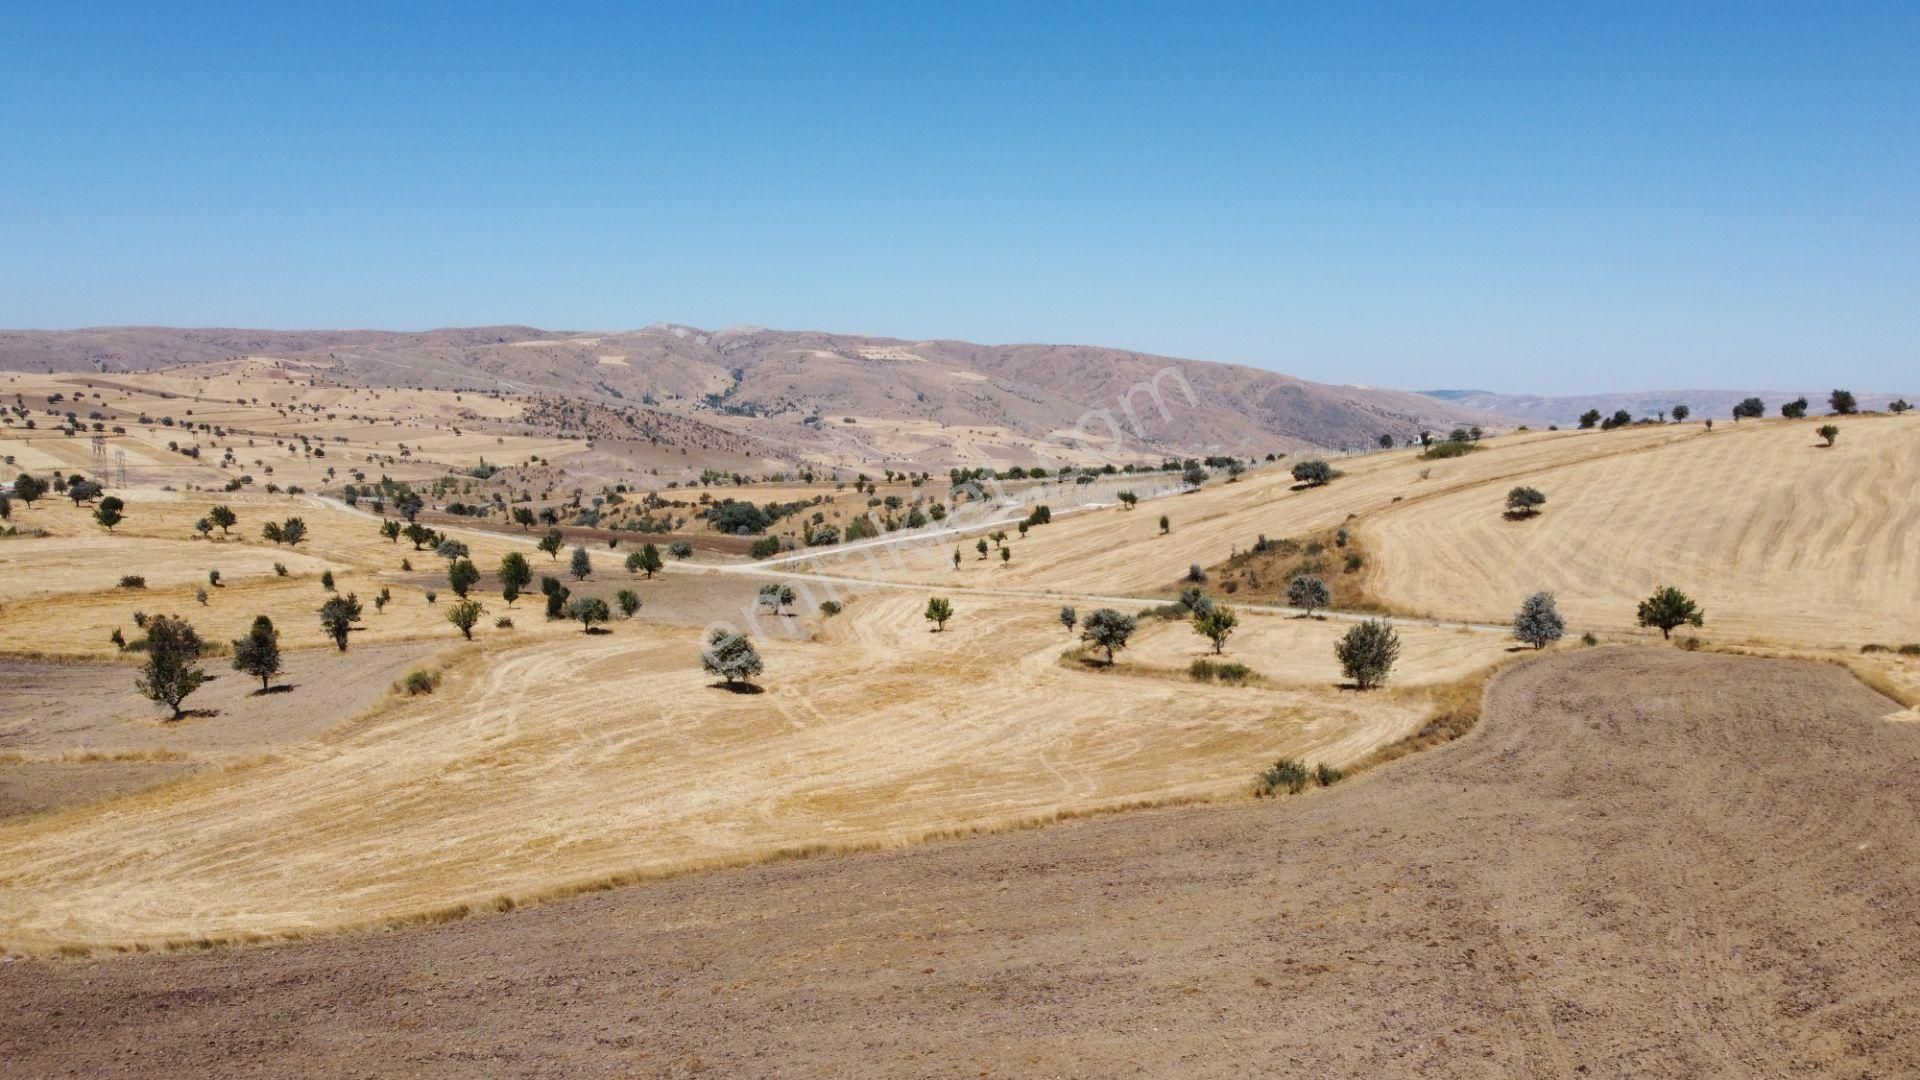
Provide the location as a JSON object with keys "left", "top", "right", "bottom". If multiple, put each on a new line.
{"left": 115, "top": 449, "right": 129, "bottom": 488}
{"left": 91, "top": 436, "right": 107, "bottom": 477}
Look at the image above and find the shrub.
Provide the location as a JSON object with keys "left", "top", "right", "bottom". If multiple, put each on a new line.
{"left": 494, "top": 616, "right": 514, "bottom": 629}
{"left": 1291, "top": 459, "right": 1333, "bottom": 486}
{"left": 446, "top": 598, "right": 487, "bottom": 639}
{"left": 668, "top": 540, "right": 694, "bottom": 559}
{"left": 1899, "top": 644, "right": 1920, "bottom": 656}
{"left": 1255, "top": 758, "right": 1311, "bottom": 797}
{"left": 616, "top": 588, "right": 641, "bottom": 618}
{"left": 1314, "top": 762, "right": 1343, "bottom": 787}
{"left": 274, "top": 562, "right": 288, "bottom": 577}
{"left": 1187, "top": 563, "right": 1206, "bottom": 583}
{"left": 1816, "top": 423, "right": 1839, "bottom": 447}
{"left": 1505, "top": 486, "right": 1546, "bottom": 517}
{"left": 402, "top": 670, "right": 440, "bottom": 696}
{"left": 1287, "top": 575, "right": 1330, "bottom": 617}
{"left": 1189, "top": 658, "right": 1252, "bottom": 683}
{"left": 119, "top": 575, "right": 147, "bottom": 589}
{"left": 749, "top": 536, "right": 781, "bottom": 559}
{"left": 820, "top": 600, "right": 842, "bottom": 617}
{"left": 1512, "top": 591, "right": 1565, "bottom": 649}
{"left": 1420, "top": 440, "right": 1479, "bottom": 460}
{"left": 1080, "top": 608, "right": 1138, "bottom": 665}
{"left": 1681, "top": 635, "right": 1703, "bottom": 652}
{"left": 1581, "top": 631, "right": 1599, "bottom": 646}
{"left": 1336, "top": 619, "right": 1400, "bottom": 689}
{"left": 1779, "top": 397, "right": 1807, "bottom": 419}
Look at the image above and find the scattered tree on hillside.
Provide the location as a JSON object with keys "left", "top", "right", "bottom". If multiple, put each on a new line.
{"left": 537, "top": 528, "right": 565, "bottom": 560}
{"left": 403, "top": 522, "right": 435, "bottom": 549}
{"left": 444, "top": 598, "right": 485, "bottom": 638}
{"left": 1505, "top": 486, "right": 1547, "bottom": 518}
{"left": 230, "top": 615, "right": 283, "bottom": 691}
{"left": 1817, "top": 423, "right": 1840, "bottom": 447}
{"left": 616, "top": 588, "right": 641, "bottom": 618}
{"left": 569, "top": 545, "right": 593, "bottom": 580}
{"left": 635, "top": 543, "right": 663, "bottom": 578}
{"left": 1780, "top": 397, "right": 1808, "bottom": 419}
{"left": 12, "top": 474, "right": 46, "bottom": 507}
{"left": 1733, "top": 397, "right": 1766, "bottom": 421}
{"left": 702, "top": 628, "right": 763, "bottom": 687}
{"left": 924, "top": 596, "right": 953, "bottom": 631}
{"left": 1829, "top": 389, "right": 1857, "bottom": 415}
{"left": 1600, "top": 409, "right": 1633, "bottom": 430}
{"left": 1193, "top": 604, "right": 1239, "bottom": 655}
{"left": 1080, "top": 608, "right": 1138, "bottom": 665}
{"left": 319, "top": 593, "right": 363, "bottom": 651}
{"left": 668, "top": 540, "right": 694, "bottom": 559}
{"left": 136, "top": 615, "right": 207, "bottom": 720}
{"left": 1512, "top": 591, "right": 1565, "bottom": 650}
{"left": 1890, "top": 399, "right": 1911, "bottom": 413}
{"left": 67, "top": 478, "right": 102, "bottom": 505}
{"left": 94, "top": 495, "right": 125, "bottom": 532}
{"left": 565, "top": 595, "right": 609, "bottom": 632}
{"left": 1288, "top": 574, "right": 1331, "bottom": 618}
{"left": 281, "top": 518, "right": 307, "bottom": 545}
{"left": 542, "top": 577, "right": 570, "bottom": 620}
{"left": 1578, "top": 409, "right": 1602, "bottom": 429}
{"left": 1183, "top": 463, "right": 1208, "bottom": 488}
{"left": 1670, "top": 404, "right": 1690, "bottom": 423}
{"left": 1336, "top": 619, "right": 1400, "bottom": 689}
{"left": 1117, "top": 491, "right": 1138, "bottom": 510}
{"left": 1060, "top": 605, "right": 1077, "bottom": 634}
{"left": 1378, "top": 433, "right": 1395, "bottom": 449}
{"left": 1292, "top": 459, "right": 1333, "bottom": 487}
{"left": 435, "top": 539, "right": 469, "bottom": 563}
{"left": 976, "top": 538, "right": 989, "bottom": 559}
{"left": 448, "top": 558, "right": 480, "bottom": 598}
{"left": 512, "top": 507, "right": 537, "bottom": 530}
{"left": 498, "top": 551, "right": 532, "bottom": 606}
{"left": 380, "top": 518, "right": 401, "bottom": 543}
{"left": 1636, "top": 585, "right": 1704, "bottom": 640}
{"left": 1159, "top": 514, "right": 1170, "bottom": 534}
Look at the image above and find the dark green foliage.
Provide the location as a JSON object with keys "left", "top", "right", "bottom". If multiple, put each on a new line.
{"left": 1505, "top": 486, "right": 1546, "bottom": 517}
{"left": 1336, "top": 619, "right": 1400, "bottom": 689}
{"left": 319, "top": 593, "right": 363, "bottom": 651}
{"left": 569, "top": 545, "right": 592, "bottom": 580}
{"left": 1255, "top": 758, "right": 1311, "bottom": 797}
{"left": 498, "top": 551, "right": 532, "bottom": 605}
{"left": 1512, "top": 591, "right": 1565, "bottom": 649}
{"left": 616, "top": 589, "right": 641, "bottom": 618}
{"left": 1080, "top": 608, "right": 1138, "bottom": 664}
{"left": 565, "top": 595, "right": 609, "bottom": 631}
{"left": 702, "top": 628, "right": 763, "bottom": 686}
{"left": 924, "top": 596, "right": 953, "bottom": 630}
{"left": 231, "top": 615, "right": 282, "bottom": 690}
{"left": 1291, "top": 459, "right": 1333, "bottom": 486}
{"left": 1829, "top": 389, "right": 1857, "bottom": 415}
{"left": 448, "top": 558, "right": 480, "bottom": 598}
{"left": 1287, "top": 575, "right": 1330, "bottom": 617}
{"left": 1636, "top": 586, "right": 1704, "bottom": 640}
{"left": 136, "top": 615, "right": 207, "bottom": 719}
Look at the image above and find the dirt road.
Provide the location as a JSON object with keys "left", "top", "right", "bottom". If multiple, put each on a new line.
{"left": 5, "top": 646, "right": 1915, "bottom": 1078}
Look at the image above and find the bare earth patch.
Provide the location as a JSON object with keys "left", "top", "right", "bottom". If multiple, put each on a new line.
{"left": 3, "top": 647, "right": 1915, "bottom": 1077}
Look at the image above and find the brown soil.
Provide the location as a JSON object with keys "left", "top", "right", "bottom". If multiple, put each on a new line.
{"left": 4, "top": 647, "right": 1916, "bottom": 1078}
{"left": 0, "top": 762, "right": 199, "bottom": 821}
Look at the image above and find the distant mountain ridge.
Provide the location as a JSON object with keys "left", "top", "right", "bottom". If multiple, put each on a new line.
{"left": 0, "top": 324, "right": 1510, "bottom": 458}
{"left": 1422, "top": 388, "right": 1914, "bottom": 426}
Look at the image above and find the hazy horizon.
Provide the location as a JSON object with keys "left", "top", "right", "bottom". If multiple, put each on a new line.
{"left": 3, "top": 2, "right": 1913, "bottom": 395}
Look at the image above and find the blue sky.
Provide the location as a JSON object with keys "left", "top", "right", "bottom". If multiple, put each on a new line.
{"left": 2, "top": 1, "right": 1914, "bottom": 394}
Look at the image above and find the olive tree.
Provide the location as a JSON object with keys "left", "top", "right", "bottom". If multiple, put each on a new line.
{"left": 565, "top": 595, "right": 610, "bottom": 632}
{"left": 446, "top": 598, "right": 486, "bottom": 639}
{"left": 1817, "top": 424, "right": 1839, "bottom": 447}
{"left": 1193, "top": 604, "right": 1239, "bottom": 654}
{"left": 230, "top": 615, "right": 282, "bottom": 691}
{"left": 319, "top": 593, "right": 363, "bottom": 651}
{"left": 1336, "top": 619, "right": 1400, "bottom": 689}
{"left": 1511, "top": 591, "right": 1565, "bottom": 650}
{"left": 1287, "top": 574, "right": 1330, "bottom": 618}
{"left": 1636, "top": 586, "right": 1703, "bottom": 640}
{"left": 498, "top": 551, "right": 532, "bottom": 606}
{"left": 569, "top": 545, "right": 593, "bottom": 580}
{"left": 924, "top": 596, "right": 953, "bottom": 631}
{"left": 1059, "top": 605, "right": 1077, "bottom": 634}
{"left": 1291, "top": 459, "right": 1333, "bottom": 487}
{"left": 702, "top": 628, "right": 763, "bottom": 687}
{"left": 616, "top": 588, "right": 641, "bottom": 618}
{"left": 1080, "top": 608, "right": 1138, "bottom": 665}
{"left": 137, "top": 615, "right": 208, "bottom": 719}
{"left": 1505, "top": 486, "right": 1546, "bottom": 518}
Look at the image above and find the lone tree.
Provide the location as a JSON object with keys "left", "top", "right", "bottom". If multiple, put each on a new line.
{"left": 537, "top": 528, "right": 565, "bottom": 560}
{"left": 1817, "top": 423, "right": 1840, "bottom": 447}
{"left": 136, "top": 615, "right": 207, "bottom": 720}
{"left": 1578, "top": 409, "right": 1602, "bottom": 429}
{"left": 319, "top": 593, "right": 363, "bottom": 651}
{"left": 542, "top": 576, "right": 571, "bottom": 620}
{"left": 702, "top": 628, "right": 764, "bottom": 688}
{"left": 1505, "top": 486, "right": 1547, "bottom": 518}
{"left": 616, "top": 588, "right": 641, "bottom": 618}
{"left": 447, "top": 558, "right": 480, "bottom": 598}
{"left": 1059, "top": 605, "right": 1077, "bottom": 634}
{"left": 1511, "top": 591, "right": 1565, "bottom": 650}
{"left": 94, "top": 494, "right": 125, "bottom": 532}
{"left": 1781, "top": 397, "right": 1809, "bottom": 419}
{"left": 1117, "top": 491, "right": 1138, "bottom": 510}
{"left": 1288, "top": 574, "right": 1331, "bottom": 618}
{"left": 12, "top": 473, "right": 47, "bottom": 507}
{"left": 203, "top": 504, "right": 236, "bottom": 536}
{"left": 565, "top": 595, "right": 610, "bottom": 632}
{"left": 1336, "top": 619, "right": 1401, "bottom": 689}
{"left": 1670, "top": 404, "right": 1690, "bottom": 423}
{"left": 230, "top": 615, "right": 283, "bottom": 691}
{"left": 1829, "top": 389, "right": 1858, "bottom": 415}
{"left": 498, "top": 551, "right": 532, "bottom": 606}
{"left": 925, "top": 596, "right": 953, "bottom": 631}
{"left": 1636, "top": 585, "right": 1703, "bottom": 639}
{"left": 1378, "top": 433, "right": 1395, "bottom": 449}
{"left": 281, "top": 517, "right": 307, "bottom": 545}
{"left": 1292, "top": 459, "right": 1333, "bottom": 487}
{"left": 1732, "top": 397, "right": 1765, "bottom": 421}
{"left": 569, "top": 545, "right": 593, "bottom": 580}
{"left": 1080, "top": 608, "right": 1138, "bottom": 665}
{"left": 380, "top": 518, "right": 401, "bottom": 543}
{"left": 1890, "top": 399, "right": 1911, "bottom": 413}
{"left": 1193, "top": 604, "right": 1239, "bottom": 655}
{"left": 628, "top": 543, "right": 664, "bottom": 578}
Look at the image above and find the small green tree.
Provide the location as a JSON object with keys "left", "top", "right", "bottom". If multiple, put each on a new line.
{"left": 11, "top": 474, "right": 47, "bottom": 507}
{"left": 635, "top": 543, "right": 663, "bottom": 578}
{"left": 1578, "top": 409, "right": 1602, "bottom": 429}
{"left": 569, "top": 545, "right": 592, "bottom": 580}
{"left": 319, "top": 593, "right": 363, "bottom": 651}
{"left": 1080, "top": 608, "right": 1138, "bottom": 665}
{"left": 380, "top": 518, "right": 401, "bottom": 543}
{"left": 320, "top": 569, "right": 336, "bottom": 592}
{"left": 1117, "top": 491, "right": 1138, "bottom": 509}
{"left": 565, "top": 595, "right": 609, "bottom": 632}
{"left": 208, "top": 504, "right": 237, "bottom": 536}
{"left": 975, "top": 537, "right": 989, "bottom": 559}
{"left": 136, "top": 615, "right": 207, "bottom": 720}
{"left": 448, "top": 558, "right": 480, "bottom": 598}
{"left": 1193, "top": 604, "right": 1238, "bottom": 655}
{"left": 498, "top": 551, "right": 532, "bottom": 606}
{"left": 616, "top": 588, "right": 641, "bottom": 618}
{"left": 1505, "top": 486, "right": 1546, "bottom": 518}
{"left": 1636, "top": 586, "right": 1703, "bottom": 640}
{"left": 1829, "top": 389, "right": 1857, "bottom": 415}
{"left": 703, "top": 628, "right": 763, "bottom": 687}
{"left": 435, "top": 538, "right": 469, "bottom": 563}
{"left": 1159, "top": 514, "right": 1170, "bottom": 534}
{"left": 924, "top": 596, "right": 953, "bottom": 631}
{"left": 94, "top": 495, "right": 125, "bottom": 532}
{"left": 543, "top": 577, "right": 571, "bottom": 620}
{"left": 1512, "top": 591, "right": 1565, "bottom": 650}
{"left": 1059, "top": 605, "right": 1077, "bottom": 634}
{"left": 1817, "top": 424, "right": 1839, "bottom": 447}
{"left": 538, "top": 528, "right": 564, "bottom": 560}
{"left": 1733, "top": 397, "right": 1765, "bottom": 421}
{"left": 1291, "top": 460, "right": 1333, "bottom": 487}
{"left": 230, "top": 615, "right": 282, "bottom": 691}
{"left": 1781, "top": 397, "right": 1808, "bottom": 419}
{"left": 1287, "top": 575, "right": 1330, "bottom": 618}
{"left": 1336, "top": 619, "right": 1400, "bottom": 689}
{"left": 1670, "top": 404, "right": 1690, "bottom": 423}
{"left": 446, "top": 598, "right": 486, "bottom": 639}
{"left": 280, "top": 517, "right": 307, "bottom": 545}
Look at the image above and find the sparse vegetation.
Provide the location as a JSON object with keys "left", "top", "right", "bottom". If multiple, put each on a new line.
{"left": 231, "top": 615, "right": 283, "bottom": 690}
{"left": 924, "top": 596, "right": 953, "bottom": 631}
{"left": 1636, "top": 586, "right": 1704, "bottom": 640}
{"left": 446, "top": 598, "right": 486, "bottom": 639}
{"left": 1080, "top": 608, "right": 1137, "bottom": 665}
{"left": 1336, "top": 619, "right": 1400, "bottom": 689}
{"left": 135, "top": 615, "right": 207, "bottom": 720}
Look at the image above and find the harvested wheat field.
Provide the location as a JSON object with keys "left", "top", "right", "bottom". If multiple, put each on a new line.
{"left": 0, "top": 592, "right": 1493, "bottom": 953}
{"left": 5, "top": 648, "right": 1916, "bottom": 1078}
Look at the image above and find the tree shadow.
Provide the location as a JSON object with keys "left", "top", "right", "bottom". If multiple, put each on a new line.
{"left": 584, "top": 626, "right": 613, "bottom": 635}
{"left": 1502, "top": 510, "right": 1541, "bottom": 522}
{"left": 708, "top": 681, "right": 765, "bottom": 694}
{"left": 251, "top": 684, "right": 296, "bottom": 696}
{"left": 167, "top": 707, "right": 221, "bottom": 722}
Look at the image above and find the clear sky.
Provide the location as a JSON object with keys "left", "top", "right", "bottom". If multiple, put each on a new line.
{"left": 2, "top": 2, "right": 1914, "bottom": 394}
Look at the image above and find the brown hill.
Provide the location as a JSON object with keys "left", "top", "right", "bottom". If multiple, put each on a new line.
{"left": 0, "top": 324, "right": 1508, "bottom": 458}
